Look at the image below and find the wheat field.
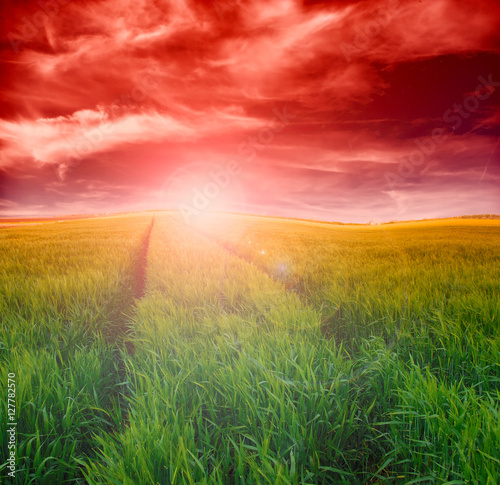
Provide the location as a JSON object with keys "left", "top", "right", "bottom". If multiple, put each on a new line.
{"left": 1, "top": 213, "right": 499, "bottom": 484}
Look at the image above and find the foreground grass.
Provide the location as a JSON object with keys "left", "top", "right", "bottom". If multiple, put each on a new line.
{"left": 197, "top": 215, "right": 500, "bottom": 482}
{"left": 1, "top": 213, "right": 499, "bottom": 483}
{"left": 85, "top": 216, "right": 369, "bottom": 483}
{"left": 0, "top": 215, "right": 152, "bottom": 483}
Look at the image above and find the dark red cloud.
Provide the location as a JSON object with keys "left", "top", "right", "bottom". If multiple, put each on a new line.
{"left": 1, "top": 0, "right": 499, "bottom": 221}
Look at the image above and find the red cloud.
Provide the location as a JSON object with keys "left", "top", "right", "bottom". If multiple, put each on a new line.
{"left": 0, "top": 0, "right": 499, "bottom": 220}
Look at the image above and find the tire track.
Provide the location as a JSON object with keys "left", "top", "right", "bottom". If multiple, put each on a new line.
{"left": 105, "top": 216, "right": 154, "bottom": 435}
{"left": 104, "top": 216, "right": 155, "bottom": 354}
{"left": 188, "top": 225, "right": 404, "bottom": 479}
{"left": 192, "top": 226, "right": 356, "bottom": 341}
{"left": 187, "top": 227, "right": 345, "bottom": 339}
{"left": 132, "top": 216, "right": 155, "bottom": 301}
{"left": 193, "top": 226, "right": 298, "bottom": 290}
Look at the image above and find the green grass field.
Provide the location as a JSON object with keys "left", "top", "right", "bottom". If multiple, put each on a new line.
{"left": 1, "top": 213, "right": 499, "bottom": 484}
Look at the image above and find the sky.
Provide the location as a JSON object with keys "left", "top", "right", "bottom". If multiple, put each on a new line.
{"left": 0, "top": 0, "right": 499, "bottom": 223}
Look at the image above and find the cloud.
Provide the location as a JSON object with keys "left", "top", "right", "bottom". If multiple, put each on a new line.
{"left": 338, "top": 0, "right": 500, "bottom": 63}
{"left": 0, "top": 0, "right": 499, "bottom": 220}
{"left": 0, "top": 106, "right": 267, "bottom": 177}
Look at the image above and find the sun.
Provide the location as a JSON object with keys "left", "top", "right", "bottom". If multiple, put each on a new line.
{"left": 159, "top": 161, "right": 247, "bottom": 232}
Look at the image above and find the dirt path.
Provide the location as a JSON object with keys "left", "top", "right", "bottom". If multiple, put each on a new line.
{"left": 193, "top": 226, "right": 298, "bottom": 291}
{"left": 191, "top": 227, "right": 344, "bottom": 339}
{"left": 108, "top": 216, "right": 155, "bottom": 434}
{"left": 133, "top": 216, "right": 155, "bottom": 300}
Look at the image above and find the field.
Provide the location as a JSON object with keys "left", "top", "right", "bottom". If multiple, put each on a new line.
{"left": 1, "top": 212, "right": 499, "bottom": 484}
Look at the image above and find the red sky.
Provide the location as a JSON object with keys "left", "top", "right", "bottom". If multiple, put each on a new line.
{"left": 1, "top": 0, "right": 499, "bottom": 222}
